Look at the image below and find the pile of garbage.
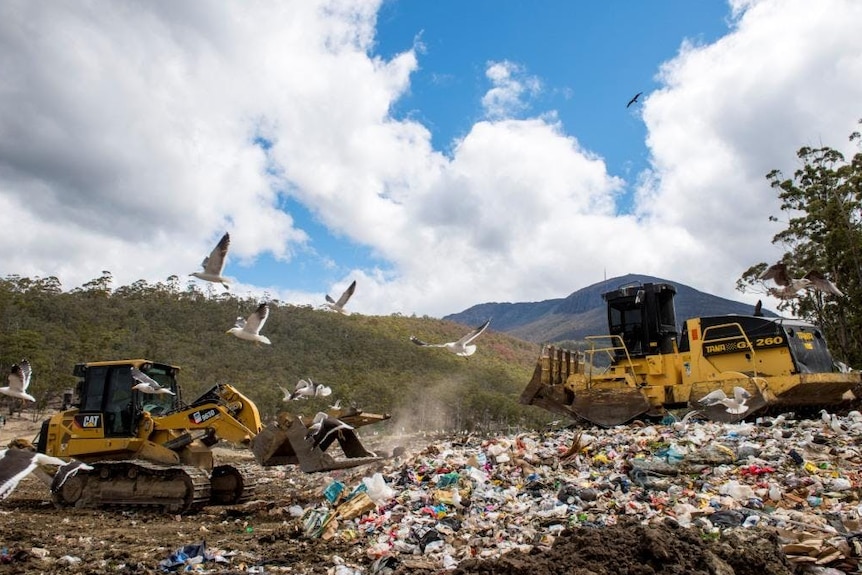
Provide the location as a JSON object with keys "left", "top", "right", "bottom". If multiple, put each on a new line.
{"left": 278, "top": 411, "right": 862, "bottom": 574}
{"left": 4, "top": 411, "right": 862, "bottom": 573}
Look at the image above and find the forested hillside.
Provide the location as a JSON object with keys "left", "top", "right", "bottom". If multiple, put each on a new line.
{"left": 0, "top": 274, "right": 547, "bottom": 432}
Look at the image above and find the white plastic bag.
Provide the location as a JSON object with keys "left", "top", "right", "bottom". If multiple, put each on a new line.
{"left": 362, "top": 472, "right": 395, "bottom": 505}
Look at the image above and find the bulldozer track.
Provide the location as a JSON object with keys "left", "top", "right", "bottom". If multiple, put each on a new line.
{"left": 53, "top": 460, "right": 211, "bottom": 514}
{"left": 210, "top": 464, "right": 257, "bottom": 506}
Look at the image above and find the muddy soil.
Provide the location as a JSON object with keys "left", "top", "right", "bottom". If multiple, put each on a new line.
{"left": 0, "top": 415, "right": 797, "bottom": 575}
{"left": 448, "top": 520, "right": 792, "bottom": 575}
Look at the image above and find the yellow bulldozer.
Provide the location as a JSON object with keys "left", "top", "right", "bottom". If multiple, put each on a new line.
{"left": 520, "top": 282, "right": 861, "bottom": 427}
{"left": 33, "top": 359, "right": 389, "bottom": 513}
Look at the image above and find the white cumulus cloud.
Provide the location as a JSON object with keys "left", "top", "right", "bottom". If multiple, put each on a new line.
{"left": 1, "top": 0, "right": 861, "bottom": 319}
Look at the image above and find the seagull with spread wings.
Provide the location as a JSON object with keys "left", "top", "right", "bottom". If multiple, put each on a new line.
{"left": 227, "top": 302, "right": 272, "bottom": 344}
{"left": 131, "top": 367, "right": 175, "bottom": 395}
{"left": 0, "top": 360, "right": 35, "bottom": 403}
{"left": 324, "top": 280, "right": 357, "bottom": 314}
{"left": 0, "top": 448, "right": 69, "bottom": 500}
{"left": 698, "top": 387, "right": 751, "bottom": 415}
{"left": 760, "top": 262, "right": 811, "bottom": 298}
{"left": 190, "top": 232, "right": 231, "bottom": 289}
{"left": 626, "top": 92, "right": 643, "bottom": 108}
{"left": 761, "top": 262, "right": 843, "bottom": 299}
{"left": 803, "top": 270, "right": 844, "bottom": 297}
{"left": 410, "top": 318, "right": 491, "bottom": 358}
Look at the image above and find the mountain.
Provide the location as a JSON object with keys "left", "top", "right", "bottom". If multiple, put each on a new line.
{"left": 445, "top": 273, "right": 772, "bottom": 343}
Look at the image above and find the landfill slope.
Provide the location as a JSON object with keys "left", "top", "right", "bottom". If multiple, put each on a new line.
{"left": 1, "top": 411, "right": 861, "bottom": 574}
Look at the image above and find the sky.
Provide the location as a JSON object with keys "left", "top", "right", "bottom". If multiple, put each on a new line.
{"left": 1, "top": 0, "right": 861, "bottom": 318}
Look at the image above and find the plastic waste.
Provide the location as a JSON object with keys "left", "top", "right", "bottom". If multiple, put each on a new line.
{"left": 557, "top": 484, "right": 578, "bottom": 504}
{"left": 324, "top": 481, "right": 345, "bottom": 504}
{"left": 788, "top": 449, "right": 804, "bottom": 465}
{"left": 412, "top": 525, "right": 442, "bottom": 553}
{"left": 719, "top": 480, "right": 755, "bottom": 501}
{"left": 466, "top": 466, "right": 488, "bottom": 485}
{"left": 288, "top": 504, "right": 304, "bottom": 517}
{"left": 828, "top": 478, "right": 852, "bottom": 492}
{"left": 656, "top": 445, "right": 685, "bottom": 464}
{"left": 363, "top": 473, "right": 396, "bottom": 505}
{"left": 436, "top": 471, "right": 460, "bottom": 487}
{"left": 158, "top": 541, "right": 228, "bottom": 572}
{"left": 370, "top": 556, "right": 400, "bottom": 574}
{"left": 302, "top": 508, "right": 333, "bottom": 539}
{"left": 709, "top": 509, "right": 745, "bottom": 528}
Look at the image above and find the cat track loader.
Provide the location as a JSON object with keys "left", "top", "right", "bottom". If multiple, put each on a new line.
{"left": 34, "top": 359, "right": 388, "bottom": 513}
{"left": 520, "top": 282, "right": 861, "bottom": 427}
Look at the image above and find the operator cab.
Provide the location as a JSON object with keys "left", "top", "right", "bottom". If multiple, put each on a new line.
{"left": 603, "top": 282, "right": 678, "bottom": 358}
{"left": 73, "top": 360, "right": 180, "bottom": 437}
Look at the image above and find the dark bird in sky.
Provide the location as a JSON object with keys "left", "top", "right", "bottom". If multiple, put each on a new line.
{"left": 626, "top": 92, "right": 643, "bottom": 108}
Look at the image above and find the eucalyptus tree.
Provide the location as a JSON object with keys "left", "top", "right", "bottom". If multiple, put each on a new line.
{"left": 738, "top": 122, "right": 862, "bottom": 364}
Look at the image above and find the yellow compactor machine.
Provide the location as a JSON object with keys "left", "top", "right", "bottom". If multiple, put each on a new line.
{"left": 520, "top": 282, "right": 861, "bottom": 427}
{"left": 34, "top": 359, "right": 388, "bottom": 513}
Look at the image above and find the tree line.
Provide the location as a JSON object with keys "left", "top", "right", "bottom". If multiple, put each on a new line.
{"left": 0, "top": 273, "right": 550, "bottom": 432}
{"left": 738, "top": 120, "right": 862, "bottom": 365}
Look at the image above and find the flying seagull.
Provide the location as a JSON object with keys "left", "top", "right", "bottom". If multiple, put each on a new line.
{"left": 410, "top": 318, "right": 491, "bottom": 358}
{"left": 227, "top": 302, "right": 271, "bottom": 345}
{"left": 324, "top": 280, "right": 357, "bottom": 315}
{"left": 280, "top": 378, "right": 332, "bottom": 401}
{"left": 190, "top": 232, "right": 231, "bottom": 289}
{"left": 761, "top": 262, "right": 812, "bottom": 299}
{"left": 626, "top": 92, "right": 643, "bottom": 108}
{"left": 0, "top": 448, "right": 68, "bottom": 500}
{"left": 131, "top": 367, "right": 175, "bottom": 395}
{"left": 0, "top": 360, "right": 35, "bottom": 403}
{"left": 305, "top": 411, "right": 353, "bottom": 449}
{"left": 698, "top": 386, "right": 751, "bottom": 415}
{"left": 51, "top": 460, "right": 95, "bottom": 493}
{"left": 761, "top": 262, "right": 843, "bottom": 299}
{"left": 803, "top": 270, "right": 844, "bottom": 297}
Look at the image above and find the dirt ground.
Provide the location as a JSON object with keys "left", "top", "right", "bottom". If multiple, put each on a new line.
{"left": 0, "top": 415, "right": 798, "bottom": 574}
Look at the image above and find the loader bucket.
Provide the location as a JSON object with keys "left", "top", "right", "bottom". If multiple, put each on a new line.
{"left": 519, "top": 345, "right": 584, "bottom": 419}
{"left": 569, "top": 378, "right": 651, "bottom": 428}
{"left": 251, "top": 411, "right": 383, "bottom": 473}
